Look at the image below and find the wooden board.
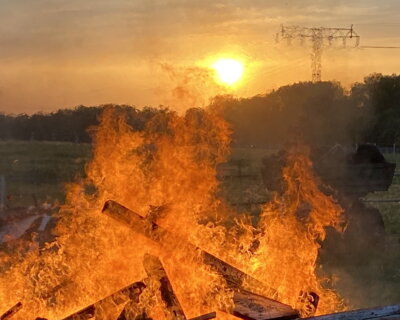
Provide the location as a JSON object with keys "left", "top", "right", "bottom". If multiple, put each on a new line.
{"left": 143, "top": 254, "right": 187, "bottom": 320}
{"left": 233, "top": 290, "right": 298, "bottom": 320}
{"left": 62, "top": 281, "right": 146, "bottom": 320}
{"left": 188, "top": 312, "right": 216, "bottom": 320}
{"left": 102, "top": 200, "right": 300, "bottom": 320}
{"left": 0, "top": 303, "right": 22, "bottom": 320}
{"left": 102, "top": 200, "right": 276, "bottom": 297}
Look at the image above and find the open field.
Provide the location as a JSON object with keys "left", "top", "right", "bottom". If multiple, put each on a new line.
{"left": 1, "top": 141, "right": 399, "bottom": 235}
{"left": 0, "top": 141, "right": 91, "bottom": 207}
{"left": 365, "top": 184, "right": 400, "bottom": 234}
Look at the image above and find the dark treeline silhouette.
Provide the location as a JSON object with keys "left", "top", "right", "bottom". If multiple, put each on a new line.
{"left": 212, "top": 81, "right": 355, "bottom": 147}
{"left": 0, "top": 106, "right": 103, "bottom": 142}
{"left": 212, "top": 73, "right": 400, "bottom": 147}
{"left": 0, "top": 105, "right": 166, "bottom": 143}
{"left": 1, "top": 73, "right": 400, "bottom": 146}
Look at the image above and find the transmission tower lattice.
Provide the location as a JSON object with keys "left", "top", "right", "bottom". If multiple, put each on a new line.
{"left": 276, "top": 25, "right": 360, "bottom": 82}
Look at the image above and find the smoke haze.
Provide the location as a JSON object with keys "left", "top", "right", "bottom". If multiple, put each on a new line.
{"left": 1, "top": 0, "right": 400, "bottom": 113}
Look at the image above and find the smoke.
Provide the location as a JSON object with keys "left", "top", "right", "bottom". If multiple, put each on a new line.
{"left": 319, "top": 196, "right": 400, "bottom": 309}
{"left": 158, "top": 62, "right": 226, "bottom": 112}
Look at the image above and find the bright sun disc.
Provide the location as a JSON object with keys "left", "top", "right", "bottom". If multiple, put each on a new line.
{"left": 212, "top": 58, "right": 244, "bottom": 85}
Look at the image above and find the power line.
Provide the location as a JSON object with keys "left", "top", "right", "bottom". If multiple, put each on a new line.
{"left": 361, "top": 46, "right": 400, "bottom": 49}
{"left": 276, "top": 25, "right": 360, "bottom": 82}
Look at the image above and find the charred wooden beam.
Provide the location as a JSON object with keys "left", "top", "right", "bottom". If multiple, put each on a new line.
{"left": 63, "top": 305, "right": 95, "bottom": 320}
{"left": 143, "top": 254, "right": 218, "bottom": 320}
{"left": 298, "top": 304, "right": 400, "bottom": 320}
{"left": 0, "top": 303, "right": 22, "bottom": 320}
{"left": 102, "top": 200, "right": 276, "bottom": 298}
{"left": 188, "top": 312, "right": 216, "bottom": 320}
{"left": 143, "top": 254, "right": 187, "bottom": 320}
{"left": 61, "top": 281, "right": 146, "bottom": 320}
{"left": 233, "top": 290, "right": 298, "bottom": 320}
{"left": 102, "top": 200, "right": 299, "bottom": 320}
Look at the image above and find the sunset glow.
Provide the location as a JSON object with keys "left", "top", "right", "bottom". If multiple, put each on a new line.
{"left": 212, "top": 58, "right": 244, "bottom": 86}
{"left": 2, "top": 1, "right": 400, "bottom": 319}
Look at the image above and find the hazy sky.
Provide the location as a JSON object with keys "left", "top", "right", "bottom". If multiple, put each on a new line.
{"left": 1, "top": 0, "right": 400, "bottom": 113}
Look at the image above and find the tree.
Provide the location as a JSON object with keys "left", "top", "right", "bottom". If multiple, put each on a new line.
{"left": 350, "top": 73, "right": 400, "bottom": 144}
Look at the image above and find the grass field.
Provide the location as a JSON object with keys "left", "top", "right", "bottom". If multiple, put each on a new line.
{"left": 0, "top": 141, "right": 91, "bottom": 207}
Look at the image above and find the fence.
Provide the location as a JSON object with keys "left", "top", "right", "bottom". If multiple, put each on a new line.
{"left": 377, "top": 144, "right": 398, "bottom": 154}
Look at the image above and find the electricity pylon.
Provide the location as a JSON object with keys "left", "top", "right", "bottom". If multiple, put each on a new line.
{"left": 276, "top": 25, "right": 360, "bottom": 82}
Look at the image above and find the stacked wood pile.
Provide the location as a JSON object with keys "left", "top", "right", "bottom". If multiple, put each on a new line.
{"left": 2, "top": 200, "right": 399, "bottom": 320}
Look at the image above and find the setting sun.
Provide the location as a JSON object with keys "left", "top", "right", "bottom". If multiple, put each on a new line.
{"left": 212, "top": 58, "right": 244, "bottom": 86}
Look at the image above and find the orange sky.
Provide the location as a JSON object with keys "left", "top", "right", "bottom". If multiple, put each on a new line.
{"left": 1, "top": 0, "right": 400, "bottom": 114}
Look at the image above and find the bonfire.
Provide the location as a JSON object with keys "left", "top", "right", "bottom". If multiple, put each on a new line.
{"left": 1, "top": 107, "right": 399, "bottom": 320}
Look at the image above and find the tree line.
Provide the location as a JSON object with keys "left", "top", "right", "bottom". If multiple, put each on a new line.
{"left": 1, "top": 73, "right": 400, "bottom": 146}
{"left": 212, "top": 73, "right": 400, "bottom": 147}
{"left": 0, "top": 105, "right": 166, "bottom": 143}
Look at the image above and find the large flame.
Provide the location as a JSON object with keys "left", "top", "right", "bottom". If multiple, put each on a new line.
{"left": 0, "top": 107, "right": 345, "bottom": 319}
{"left": 255, "top": 147, "right": 346, "bottom": 315}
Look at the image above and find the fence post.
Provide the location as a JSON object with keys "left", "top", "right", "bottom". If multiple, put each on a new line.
{"left": 0, "top": 175, "right": 5, "bottom": 211}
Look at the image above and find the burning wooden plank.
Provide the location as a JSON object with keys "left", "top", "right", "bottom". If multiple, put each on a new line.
{"left": 102, "top": 200, "right": 300, "bottom": 320}
{"left": 102, "top": 200, "right": 276, "bottom": 297}
{"left": 143, "top": 254, "right": 218, "bottom": 320}
{"left": 0, "top": 303, "right": 22, "bottom": 320}
{"left": 188, "top": 312, "right": 217, "bottom": 320}
{"left": 59, "top": 255, "right": 215, "bottom": 320}
{"left": 143, "top": 254, "right": 187, "bottom": 320}
{"left": 61, "top": 281, "right": 146, "bottom": 320}
{"left": 233, "top": 290, "right": 298, "bottom": 320}
{"left": 299, "top": 304, "right": 400, "bottom": 320}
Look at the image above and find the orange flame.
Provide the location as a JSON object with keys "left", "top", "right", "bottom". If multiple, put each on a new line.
{"left": 255, "top": 146, "right": 346, "bottom": 315}
{"left": 0, "top": 107, "right": 345, "bottom": 319}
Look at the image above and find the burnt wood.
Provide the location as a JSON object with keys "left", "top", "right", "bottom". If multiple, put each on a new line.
{"left": 143, "top": 254, "right": 187, "bottom": 320}
{"left": 102, "top": 200, "right": 299, "bottom": 320}
{"left": 233, "top": 290, "right": 299, "bottom": 320}
{"left": 188, "top": 312, "right": 217, "bottom": 320}
{"left": 299, "top": 304, "right": 400, "bottom": 320}
{"left": 62, "top": 281, "right": 146, "bottom": 320}
{"left": 102, "top": 200, "right": 276, "bottom": 298}
{"left": 0, "top": 303, "right": 22, "bottom": 320}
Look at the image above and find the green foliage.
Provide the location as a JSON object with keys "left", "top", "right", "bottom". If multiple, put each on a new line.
{"left": 0, "top": 105, "right": 179, "bottom": 143}
{"left": 213, "top": 75, "right": 400, "bottom": 147}
{"left": 351, "top": 73, "right": 400, "bottom": 144}
{"left": 212, "top": 81, "right": 357, "bottom": 147}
